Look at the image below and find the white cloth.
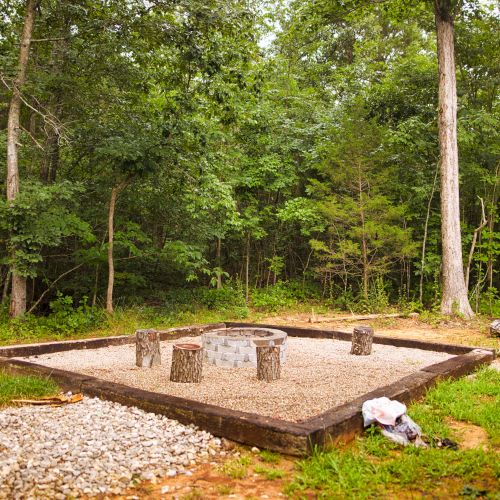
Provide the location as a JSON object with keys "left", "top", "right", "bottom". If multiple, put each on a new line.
{"left": 362, "top": 397, "right": 407, "bottom": 427}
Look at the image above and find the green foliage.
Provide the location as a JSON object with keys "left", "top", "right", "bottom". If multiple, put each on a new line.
{"left": 0, "top": 293, "right": 104, "bottom": 343}
{"left": 251, "top": 281, "right": 321, "bottom": 312}
{"left": 259, "top": 450, "right": 281, "bottom": 464}
{"left": 0, "top": 182, "right": 93, "bottom": 277}
{"left": 0, "top": 0, "right": 498, "bottom": 317}
{"left": 0, "top": 371, "right": 59, "bottom": 406}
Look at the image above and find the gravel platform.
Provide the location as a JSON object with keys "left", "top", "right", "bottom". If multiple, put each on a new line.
{"left": 0, "top": 397, "right": 220, "bottom": 499}
{"left": 21, "top": 337, "right": 453, "bottom": 422}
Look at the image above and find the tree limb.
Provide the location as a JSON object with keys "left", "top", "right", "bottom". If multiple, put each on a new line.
{"left": 27, "top": 263, "right": 84, "bottom": 314}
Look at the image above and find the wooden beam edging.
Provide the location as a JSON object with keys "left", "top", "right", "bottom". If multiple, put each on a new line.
{"left": 0, "top": 330, "right": 494, "bottom": 455}
{"left": 225, "top": 322, "right": 494, "bottom": 355}
{"left": 0, "top": 323, "right": 225, "bottom": 358}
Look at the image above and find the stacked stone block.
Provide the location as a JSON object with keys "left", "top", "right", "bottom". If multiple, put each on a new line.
{"left": 202, "top": 328, "right": 287, "bottom": 368}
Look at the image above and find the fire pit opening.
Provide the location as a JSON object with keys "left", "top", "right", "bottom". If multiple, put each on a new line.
{"left": 202, "top": 327, "right": 287, "bottom": 368}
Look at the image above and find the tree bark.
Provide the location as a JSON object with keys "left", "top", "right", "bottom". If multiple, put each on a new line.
{"left": 256, "top": 346, "right": 281, "bottom": 381}
{"left": 2, "top": 270, "right": 11, "bottom": 305}
{"left": 358, "top": 165, "right": 369, "bottom": 300}
{"left": 486, "top": 162, "right": 499, "bottom": 289}
{"left": 435, "top": 0, "right": 474, "bottom": 319}
{"left": 6, "top": 0, "right": 37, "bottom": 317}
{"left": 170, "top": 343, "right": 203, "bottom": 383}
{"left": 245, "top": 232, "right": 250, "bottom": 303}
{"left": 136, "top": 329, "right": 162, "bottom": 368}
{"left": 350, "top": 325, "right": 374, "bottom": 355}
{"left": 216, "top": 237, "right": 222, "bottom": 289}
{"left": 106, "top": 180, "right": 128, "bottom": 314}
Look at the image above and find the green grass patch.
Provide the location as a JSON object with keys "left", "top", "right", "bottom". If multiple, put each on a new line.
{"left": 0, "top": 371, "right": 59, "bottom": 406}
{"left": 423, "top": 366, "right": 500, "bottom": 444}
{"left": 254, "top": 465, "right": 286, "bottom": 480}
{"left": 259, "top": 449, "right": 282, "bottom": 464}
{"left": 219, "top": 455, "right": 252, "bottom": 479}
{"left": 286, "top": 368, "right": 500, "bottom": 499}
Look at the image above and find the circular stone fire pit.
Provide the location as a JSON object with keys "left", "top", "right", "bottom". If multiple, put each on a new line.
{"left": 202, "top": 328, "right": 287, "bottom": 368}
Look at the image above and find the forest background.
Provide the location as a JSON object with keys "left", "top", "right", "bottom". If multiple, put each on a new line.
{"left": 0, "top": 0, "right": 498, "bottom": 340}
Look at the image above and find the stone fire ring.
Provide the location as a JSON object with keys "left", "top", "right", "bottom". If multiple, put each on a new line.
{"left": 202, "top": 327, "right": 287, "bottom": 368}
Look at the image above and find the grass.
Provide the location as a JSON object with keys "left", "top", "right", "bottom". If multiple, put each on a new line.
{"left": 286, "top": 367, "right": 500, "bottom": 499}
{"left": 254, "top": 465, "right": 286, "bottom": 480}
{"left": 0, "top": 370, "right": 59, "bottom": 406}
{"left": 216, "top": 484, "right": 234, "bottom": 495}
{"left": 259, "top": 450, "right": 282, "bottom": 464}
{"left": 219, "top": 455, "right": 252, "bottom": 480}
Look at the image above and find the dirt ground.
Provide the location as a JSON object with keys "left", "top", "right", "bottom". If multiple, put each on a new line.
{"left": 118, "top": 313, "right": 499, "bottom": 499}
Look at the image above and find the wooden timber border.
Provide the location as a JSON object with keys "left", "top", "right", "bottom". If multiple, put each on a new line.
{"left": 0, "top": 322, "right": 495, "bottom": 455}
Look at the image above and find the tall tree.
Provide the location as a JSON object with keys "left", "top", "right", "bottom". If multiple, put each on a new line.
{"left": 434, "top": 0, "right": 474, "bottom": 318}
{"left": 6, "top": 0, "right": 37, "bottom": 317}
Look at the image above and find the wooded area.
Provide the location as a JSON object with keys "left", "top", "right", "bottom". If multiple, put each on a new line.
{"left": 1, "top": 0, "right": 498, "bottom": 323}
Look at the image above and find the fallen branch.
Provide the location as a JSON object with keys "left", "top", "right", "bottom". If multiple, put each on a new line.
{"left": 12, "top": 393, "right": 83, "bottom": 406}
{"left": 308, "top": 313, "right": 408, "bottom": 323}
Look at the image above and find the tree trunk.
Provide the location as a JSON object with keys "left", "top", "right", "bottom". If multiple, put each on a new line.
{"left": 136, "top": 329, "right": 162, "bottom": 368}
{"left": 358, "top": 165, "right": 369, "bottom": 300}
{"left": 245, "top": 232, "right": 250, "bottom": 303}
{"left": 170, "top": 343, "right": 203, "bottom": 383}
{"left": 435, "top": 0, "right": 474, "bottom": 319}
{"left": 486, "top": 162, "right": 499, "bottom": 289}
{"left": 2, "top": 270, "right": 11, "bottom": 305}
{"left": 350, "top": 325, "right": 374, "bottom": 355}
{"left": 256, "top": 346, "right": 281, "bottom": 381}
{"left": 106, "top": 180, "right": 127, "bottom": 314}
{"left": 6, "top": 0, "right": 37, "bottom": 317}
{"left": 216, "top": 237, "right": 222, "bottom": 289}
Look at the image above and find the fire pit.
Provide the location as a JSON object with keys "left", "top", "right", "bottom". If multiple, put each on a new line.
{"left": 202, "top": 327, "right": 287, "bottom": 368}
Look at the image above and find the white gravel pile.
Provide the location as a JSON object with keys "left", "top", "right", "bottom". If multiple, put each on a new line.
{"left": 0, "top": 397, "right": 220, "bottom": 499}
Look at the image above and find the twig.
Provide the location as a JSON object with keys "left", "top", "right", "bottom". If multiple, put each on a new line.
{"left": 20, "top": 125, "right": 45, "bottom": 150}
{"left": 465, "top": 197, "right": 487, "bottom": 290}
{"left": 27, "top": 263, "right": 84, "bottom": 314}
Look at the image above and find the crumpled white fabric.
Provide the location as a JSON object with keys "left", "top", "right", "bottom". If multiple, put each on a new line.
{"left": 362, "top": 397, "right": 407, "bottom": 427}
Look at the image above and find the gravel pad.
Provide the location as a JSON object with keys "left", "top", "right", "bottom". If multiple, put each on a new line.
{"left": 0, "top": 397, "right": 220, "bottom": 499}
{"left": 23, "top": 337, "right": 453, "bottom": 421}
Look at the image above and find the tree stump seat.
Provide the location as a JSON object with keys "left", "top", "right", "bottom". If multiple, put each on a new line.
{"left": 170, "top": 343, "right": 203, "bottom": 383}
{"left": 136, "top": 329, "right": 161, "bottom": 368}
{"left": 350, "top": 325, "right": 374, "bottom": 356}
{"left": 256, "top": 345, "right": 281, "bottom": 381}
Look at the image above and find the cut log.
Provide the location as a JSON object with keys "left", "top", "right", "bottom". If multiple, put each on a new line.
{"left": 256, "top": 346, "right": 281, "bottom": 382}
{"left": 170, "top": 343, "right": 203, "bottom": 383}
{"left": 309, "top": 313, "right": 405, "bottom": 323}
{"left": 350, "top": 325, "right": 374, "bottom": 356}
{"left": 490, "top": 319, "right": 500, "bottom": 338}
{"left": 136, "top": 329, "right": 161, "bottom": 368}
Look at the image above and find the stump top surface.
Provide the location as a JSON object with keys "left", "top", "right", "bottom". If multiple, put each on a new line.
{"left": 174, "top": 343, "right": 202, "bottom": 350}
